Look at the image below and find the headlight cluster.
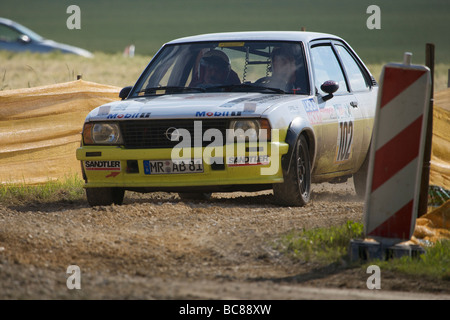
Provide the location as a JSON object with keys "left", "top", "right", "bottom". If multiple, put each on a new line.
{"left": 228, "top": 119, "right": 271, "bottom": 142}
{"left": 83, "top": 122, "right": 123, "bottom": 145}
{"left": 82, "top": 119, "right": 271, "bottom": 146}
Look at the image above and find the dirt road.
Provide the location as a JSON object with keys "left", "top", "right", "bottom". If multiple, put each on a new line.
{"left": 0, "top": 180, "right": 449, "bottom": 300}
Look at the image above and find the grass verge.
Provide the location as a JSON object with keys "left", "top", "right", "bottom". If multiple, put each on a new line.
{"left": 0, "top": 175, "right": 85, "bottom": 205}
{"left": 372, "top": 240, "right": 450, "bottom": 280}
{"left": 278, "top": 220, "right": 364, "bottom": 265}
{"left": 277, "top": 220, "right": 450, "bottom": 281}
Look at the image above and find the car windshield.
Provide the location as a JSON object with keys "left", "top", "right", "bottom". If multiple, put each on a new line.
{"left": 131, "top": 41, "right": 309, "bottom": 97}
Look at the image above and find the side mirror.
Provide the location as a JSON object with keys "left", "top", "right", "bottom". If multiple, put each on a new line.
{"left": 18, "top": 35, "right": 31, "bottom": 44}
{"left": 119, "top": 86, "right": 133, "bottom": 100}
{"left": 320, "top": 80, "right": 339, "bottom": 101}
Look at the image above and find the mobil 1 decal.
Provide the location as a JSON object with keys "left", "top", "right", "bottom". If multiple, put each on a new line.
{"left": 334, "top": 103, "right": 354, "bottom": 162}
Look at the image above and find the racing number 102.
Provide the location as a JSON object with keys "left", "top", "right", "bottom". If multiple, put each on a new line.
{"left": 336, "top": 120, "right": 353, "bottom": 162}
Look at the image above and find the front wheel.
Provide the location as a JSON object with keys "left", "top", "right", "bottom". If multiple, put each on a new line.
{"left": 353, "top": 146, "right": 371, "bottom": 200}
{"left": 85, "top": 187, "right": 125, "bottom": 206}
{"left": 273, "top": 135, "right": 311, "bottom": 206}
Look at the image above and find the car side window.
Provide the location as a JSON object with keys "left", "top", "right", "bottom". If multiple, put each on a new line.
{"left": 310, "top": 44, "right": 348, "bottom": 95}
{"left": 335, "top": 44, "right": 370, "bottom": 92}
{"left": 0, "top": 24, "right": 21, "bottom": 42}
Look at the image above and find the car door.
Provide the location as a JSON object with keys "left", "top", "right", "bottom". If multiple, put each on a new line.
{"left": 333, "top": 42, "right": 377, "bottom": 166}
{"left": 309, "top": 41, "right": 364, "bottom": 177}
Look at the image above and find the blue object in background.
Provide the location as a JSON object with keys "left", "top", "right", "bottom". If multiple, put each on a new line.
{"left": 0, "top": 17, "right": 93, "bottom": 58}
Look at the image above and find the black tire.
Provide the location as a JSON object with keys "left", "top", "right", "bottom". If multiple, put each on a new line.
{"left": 273, "top": 135, "right": 311, "bottom": 206}
{"left": 178, "top": 193, "right": 212, "bottom": 201}
{"left": 353, "top": 147, "right": 371, "bottom": 200}
{"left": 85, "top": 187, "right": 125, "bottom": 206}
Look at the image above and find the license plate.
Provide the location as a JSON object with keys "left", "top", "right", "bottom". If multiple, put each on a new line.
{"left": 143, "top": 159, "right": 203, "bottom": 175}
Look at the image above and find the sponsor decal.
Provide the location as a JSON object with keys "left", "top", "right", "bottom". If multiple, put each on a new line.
{"left": 288, "top": 105, "right": 302, "bottom": 114}
{"left": 111, "top": 105, "right": 128, "bottom": 111}
{"left": 219, "top": 97, "right": 249, "bottom": 108}
{"left": 196, "top": 111, "right": 242, "bottom": 117}
{"left": 106, "top": 112, "right": 150, "bottom": 119}
{"left": 303, "top": 98, "right": 321, "bottom": 124}
{"left": 218, "top": 95, "right": 286, "bottom": 109}
{"left": 243, "top": 102, "right": 257, "bottom": 113}
{"left": 218, "top": 42, "right": 245, "bottom": 47}
{"left": 227, "top": 155, "right": 270, "bottom": 167}
{"left": 319, "top": 106, "right": 338, "bottom": 120}
{"left": 139, "top": 112, "right": 151, "bottom": 118}
{"left": 334, "top": 104, "right": 354, "bottom": 162}
{"left": 98, "top": 105, "right": 111, "bottom": 115}
{"left": 248, "top": 95, "right": 285, "bottom": 104}
{"left": 106, "top": 172, "right": 120, "bottom": 178}
{"left": 85, "top": 161, "right": 121, "bottom": 171}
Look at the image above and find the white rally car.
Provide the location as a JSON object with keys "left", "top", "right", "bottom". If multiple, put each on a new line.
{"left": 76, "top": 31, "right": 378, "bottom": 206}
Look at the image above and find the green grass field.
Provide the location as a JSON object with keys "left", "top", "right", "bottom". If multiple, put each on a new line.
{"left": 2, "top": 0, "right": 449, "bottom": 64}
{"left": 2, "top": 51, "right": 449, "bottom": 93}
{"left": 2, "top": 0, "right": 449, "bottom": 90}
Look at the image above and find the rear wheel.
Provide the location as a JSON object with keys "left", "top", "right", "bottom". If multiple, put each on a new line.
{"left": 85, "top": 187, "right": 125, "bottom": 206}
{"left": 273, "top": 135, "right": 311, "bottom": 206}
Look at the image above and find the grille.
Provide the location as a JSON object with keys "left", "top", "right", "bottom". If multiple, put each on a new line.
{"left": 120, "top": 119, "right": 229, "bottom": 149}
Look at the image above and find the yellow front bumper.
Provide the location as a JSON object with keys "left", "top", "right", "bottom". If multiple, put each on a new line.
{"left": 76, "top": 143, "right": 289, "bottom": 188}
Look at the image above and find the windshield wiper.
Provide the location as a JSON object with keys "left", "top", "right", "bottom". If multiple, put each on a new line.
{"left": 137, "top": 86, "right": 206, "bottom": 95}
{"left": 206, "top": 84, "right": 286, "bottom": 94}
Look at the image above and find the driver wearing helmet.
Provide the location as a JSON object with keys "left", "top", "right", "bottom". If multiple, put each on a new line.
{"left": 271, "top": 47, "right": 296, "bottom": 87}
{"left": 255, "top": 46, "right": 305, "bottom": 93}
{"left": 190, "top": 50, "right": 240, "bottom": 87}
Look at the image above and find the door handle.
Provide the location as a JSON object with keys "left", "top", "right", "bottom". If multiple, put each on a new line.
{"left": 350, "top": 101, "right": 358, "bottom": 108}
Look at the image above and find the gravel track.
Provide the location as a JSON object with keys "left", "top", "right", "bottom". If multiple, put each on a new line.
{"left": 1, "top": 180, "right": 449, "bottom": 300}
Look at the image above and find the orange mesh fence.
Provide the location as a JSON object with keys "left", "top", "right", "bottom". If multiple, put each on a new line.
{"left": 429, "top": 89, "right": 450, "bottom": 191}
{"left": 1, "top": 81, "right": 448, "bottom": 243}
{"left": 413, "top": 199, "right": 450, "bottom": 245}
{"left": 0, "top": 80, "right": 120, "bottom": 184}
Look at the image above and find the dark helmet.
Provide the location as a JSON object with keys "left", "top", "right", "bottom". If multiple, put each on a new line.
{"left": 200, "top": 50, "right": 231, "bottom": 73}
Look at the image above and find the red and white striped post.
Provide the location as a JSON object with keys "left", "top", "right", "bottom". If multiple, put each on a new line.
{"left": 363, "top": 53, "right": 432, "bottom": 245}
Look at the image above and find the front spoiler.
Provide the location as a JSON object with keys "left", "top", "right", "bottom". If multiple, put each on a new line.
{"left": 76, "top": 143, "right": 289, "bottom": 189}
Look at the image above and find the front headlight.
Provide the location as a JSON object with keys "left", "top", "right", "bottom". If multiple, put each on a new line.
{"left": 228, "top": 119, "right": 271, "bottom": 142}
{"left": 83, "top": 122, "right": 123, "bottom": 145}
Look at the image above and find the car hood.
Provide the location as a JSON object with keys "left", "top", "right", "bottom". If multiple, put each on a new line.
{"left": 86, "top": 92, "right": 303, "bottom": 121}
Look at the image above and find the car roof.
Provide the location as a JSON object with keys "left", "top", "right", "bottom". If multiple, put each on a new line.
{"left": 0, "top": 17, "right": 17, "bottom": 28}
{"left": 166, "top": 31, "right": 342, "bottom": 45}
